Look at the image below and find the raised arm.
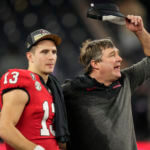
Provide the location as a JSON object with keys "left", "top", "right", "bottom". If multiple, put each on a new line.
{"left": 126, "top": 15, "right": 150, "bottom": 56}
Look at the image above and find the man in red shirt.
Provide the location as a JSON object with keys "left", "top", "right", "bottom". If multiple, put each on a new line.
{"left": 0, "top": 29, "right": 69, "bottom": 150}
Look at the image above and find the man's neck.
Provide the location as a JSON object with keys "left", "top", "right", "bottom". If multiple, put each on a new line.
{"left": 28, "top": 68, "right": 49, "bottom": 84}
{"left": 39, "top": 74, "right": 49, "bottom": 84}
{"left": 89, "top": 72, "right": 113, "bottom": 86}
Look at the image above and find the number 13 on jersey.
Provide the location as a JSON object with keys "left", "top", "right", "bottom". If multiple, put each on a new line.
{"left": 41, "top": 101, "right": 55, "bottom": 136}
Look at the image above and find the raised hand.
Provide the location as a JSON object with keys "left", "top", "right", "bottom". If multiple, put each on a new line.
{"left": 126, "top": 15, "right": 144, "bottom": 33}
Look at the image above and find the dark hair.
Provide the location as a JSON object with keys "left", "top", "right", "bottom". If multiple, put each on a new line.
{"left": 80, "top": 38, "right": 115, "bottom": 74}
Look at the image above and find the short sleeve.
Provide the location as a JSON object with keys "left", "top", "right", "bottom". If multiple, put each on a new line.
{"left": 0, "top": 69, "right": 32, "bottom": 94}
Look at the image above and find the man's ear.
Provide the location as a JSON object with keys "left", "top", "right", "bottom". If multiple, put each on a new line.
{"left": 90, "top": 60, "right": 100, "bottom": 70}
{"left": 26, "top": 52, "right": 34, "bottom": 63}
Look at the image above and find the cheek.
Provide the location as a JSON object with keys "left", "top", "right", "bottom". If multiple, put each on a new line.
{"left": 34, "top": 57, "right": 43, "bottom": 65}
{"left": 100, "top": 64, "right": 111, "bottom": 74}
{"left": 54, "top": 54, "right": 57, "bottom": 59}
{"left": 55, "top": 55, "right": 57, "bottom": 60}
{"left": 104, "top": 62, "right": 113, "bottom": 70}
{"left": 105, "top": 59, "right": 115, "bottom": 67}
{"left": 53, "top": 55, "right": 57, "bottom": 63}
{"left": 39, "top": 56, "right": 48, "bottom": 63}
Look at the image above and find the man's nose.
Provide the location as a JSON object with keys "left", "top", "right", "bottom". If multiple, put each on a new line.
{"left": 48, "top": 52, "right": 54, "bottom": 59}
{"left": 117, "top": 55, "right": 122, "bottom": 62}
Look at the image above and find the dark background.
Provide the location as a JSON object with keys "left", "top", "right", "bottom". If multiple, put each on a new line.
{"left": 0, "top": 0, "right": 150, "bottom": 142}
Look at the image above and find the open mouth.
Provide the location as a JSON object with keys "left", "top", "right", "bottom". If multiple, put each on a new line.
{"left": 114, "top": 66, "right": 120, "bottom": 70}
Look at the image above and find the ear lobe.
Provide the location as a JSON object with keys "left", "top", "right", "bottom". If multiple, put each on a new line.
{"left": 26, "top": 52, "right": 34, "bottom": 63}
{"left": 90, "top": 60, "right": 100, "bottom": 70}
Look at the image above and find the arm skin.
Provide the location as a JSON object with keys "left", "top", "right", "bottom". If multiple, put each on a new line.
{"left": 0, "top": 89, "right": 38, "bottom": 150}
{"left": 126, "top": 15, "right": 150, "bottom": 56}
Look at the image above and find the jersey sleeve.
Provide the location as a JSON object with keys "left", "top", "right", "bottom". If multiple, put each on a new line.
{"left": 0, "top": 69, "right": 33, "bottom": 94}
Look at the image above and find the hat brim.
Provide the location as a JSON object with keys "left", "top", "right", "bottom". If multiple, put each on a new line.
{"left": 35, "top": 34, "right": 62, "bottom": 46}
{"left": 98, "top": 10, "right": 125, "bottom": 18}
{"left": 87, "top": 3, "right": 125, "bottom": 21}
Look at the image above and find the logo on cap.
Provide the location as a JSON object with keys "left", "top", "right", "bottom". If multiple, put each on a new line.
{"left": 33, "top": 32, "right": 49, "bottom": 42}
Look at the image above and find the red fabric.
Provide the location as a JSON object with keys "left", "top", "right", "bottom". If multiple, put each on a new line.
{"left": 137, "top": 141, "right": 150, "bottom": 150}
{"left": 0, "top": 69, "right": 59, "bottom": 150}
{"left": 0, "top": 143, "right": 6, "bottom": 150}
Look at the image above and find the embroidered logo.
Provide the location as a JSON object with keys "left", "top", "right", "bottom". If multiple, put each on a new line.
{"left": 86, "top": 87, "right": 97, "bottom": 91}
{"left": 112, "top": 84, "right": 121, "bottom": 89}
{"left": 30, "top": 73, "right": 36, "bottom": 80}
{"left": 35, "top": 81, "right": 42, "bottom": 91}
{"left": 113, "top": 81, "right": 121, "bottom": 89}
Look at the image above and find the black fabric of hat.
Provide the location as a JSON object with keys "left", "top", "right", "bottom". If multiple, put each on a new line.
{"left": 26, "top": 29, "right": 62, "bottom": 50}
{"left": 87, "top": 3, "right": 126, "bottom": 25}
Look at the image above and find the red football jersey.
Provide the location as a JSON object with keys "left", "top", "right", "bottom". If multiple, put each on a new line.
{"left": 0, "top": 69, "right": 59, "bottom": 150}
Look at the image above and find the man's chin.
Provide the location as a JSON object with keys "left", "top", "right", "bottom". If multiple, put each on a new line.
{"left": 43, "top": 70, "right": 53, "bottom": 75}
{"left": 114, "top": 73, "right": 121, "bottom": 79}
{"left": 117, "top": 73, "right": 121, "bottom": 78}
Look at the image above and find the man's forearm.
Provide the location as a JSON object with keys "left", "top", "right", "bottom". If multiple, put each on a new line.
{"left": 135, "top": 28, "right": 150, "bottom": 56}
{"left": 0, "top": 123, "right": 37, "bottom": 150}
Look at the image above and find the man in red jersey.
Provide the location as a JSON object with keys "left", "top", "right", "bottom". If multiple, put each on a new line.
{"left": 0, "top": 29, "right": 69, "bottom": 150}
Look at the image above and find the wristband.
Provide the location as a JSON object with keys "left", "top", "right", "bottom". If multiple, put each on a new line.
{"left": 34, "top": 145, "right": 45, "bottom": 150}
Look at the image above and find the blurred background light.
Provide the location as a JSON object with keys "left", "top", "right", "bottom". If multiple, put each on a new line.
{"left": 48, "top": 0, "right": 64, "bottom": 6}
{"left": 23, "top": 13, "right": 38, "bottom": 28}
{"left": 30, "top": 0, "right": 44, "bottom": 7}
{"left": 14, "top": 0, "right": 28, "bottom": 12}
{"left": 62, "top": 13, "right": 77, "bottom": 28}
{"left": 70, "top": 27, "right": 88, "bottom": 44}
{"left": 4, "top": 20, "right": 17, "bottom": 36}
{"left": 44, "top": 20, "right": 61, "bottom": 33}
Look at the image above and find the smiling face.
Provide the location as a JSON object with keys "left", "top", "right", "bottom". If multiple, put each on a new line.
{"left": 96, "top": 47, "right": 122, "bottom": 81}
{"left": 27, "top": 40, "right": 57, "bottom": 76}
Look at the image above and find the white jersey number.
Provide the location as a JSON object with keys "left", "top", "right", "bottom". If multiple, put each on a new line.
{"left": 40, "top": 101, "right": 55, "bottom": 136}
{"left": 4, "top": 71, "right": 19, "bottom": 84}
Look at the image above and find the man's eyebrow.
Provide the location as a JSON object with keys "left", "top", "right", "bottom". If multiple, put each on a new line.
{"left": 109, "top": 49, "right": 119, "bottom": 54}
{"left": 108, "top": 50, "right": 115, "bottom": 55}
{"left": 40, "top": 49, "right": 49, "bottom": 51}
{"left": 40, "top": 48, "right": 57, "bottom": 51}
